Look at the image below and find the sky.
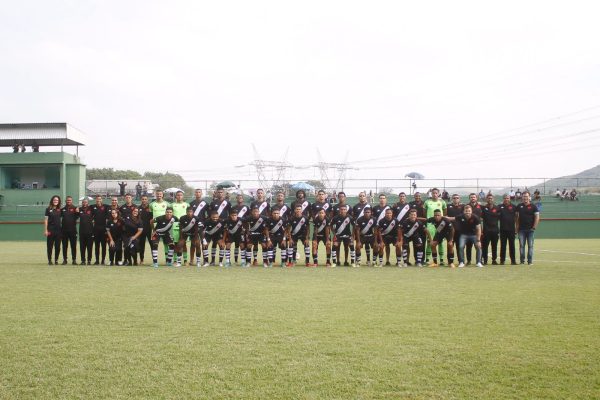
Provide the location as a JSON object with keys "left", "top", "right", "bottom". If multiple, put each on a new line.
{"left": 1, "top": 0, "right": 599, "bottom": 189}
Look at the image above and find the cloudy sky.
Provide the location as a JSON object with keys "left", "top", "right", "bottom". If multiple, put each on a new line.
{"left": 1, "top": 0, "right": 599, "bottom": 186}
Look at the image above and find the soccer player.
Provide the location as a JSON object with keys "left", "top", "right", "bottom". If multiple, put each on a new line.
{"left": 250, "top": 188, "right": 270, "bottom": 217}
{"left": 311, "top": 208, "right": 331, "bottom": 266}
{"left": 331, "top": 191, "right": 351, "bottom": 217}
{"left": 245, "top": 207, "right": 269, "bottom": 266}
{"left": 119, "top": 193, "right": 137, "bottom": 218}
{"left": 352, "top": 191, "right": 371, "bottom": 220}
{"left": 137, "top": 195, "right": 153, "bottom": 265}
{"left": 91, "top": 195, "right": 109, "bottom": 265}
{"left": 423, "top": 188, "right": 447, "bottom": 264}
{"left": 290, "top": 190, "right": 311, "bottom": 219}
{"left": 203, "top": 211, "right": 226, "bottom": 266}
{"left": 272, "top": 191, "right": 290, "bottom": 221}
{"left": 224, "top": 209, "right": 246, "bottom": 266}
{"left": 189, "top": 189, "right": 209, "bottom": 264}
{"left": 398, "top": 209, "right": 426, "bottom": 267}
{"left": 108, "top": 196, "right": 120, "bottom": 217}
{"left": 106, "top": 209, "right": 123, "bottom": 266}
{"left": 372, "top": 194, "right": 391, "bottom": 225}
{"left": 355, "top": 207, "right": 378, "bottom": 266}
{"left": 286, "top": 205, "right": 311, "bottom": 266}
{"left": 171, "top": 190, "right": 190, "bottom": 265}
{"left": 150, "top": 190, "right": 171, "bottom": 258}
{"left": 150, "top": 207, "right": 178, "bottom": 267}
{"left": 61, "top": 196, "right": 79, "bottom": 265}
{"left": 310, "top": 189, "right": 331, "bottom": 219}
{"left": 122, "top": 208, "right": 143, "bottom": 266}
{"left": 330, "top": 205, "right": 356, "bottom": 267}
{"left": 497, "top": 194, "right": 517, "bottom": 265}
{"left": 392, "top": 192, "right": 412, "bottom": 263}
{"left": 231, "top": 194, "right": 250, "bottom": 264}
{"left": 423, "top": 209, "right": 455, "bottom": 267}
{"left": 481, "top": 194, "right": 500, "bottom": 265}
{"left": 516, "top": 191, "right": 540, "bottom": 265}
{"left": 44, "top": 195, "right": 62, "bottom": 265}
{"left": 78, "top": 198, "right": 94, "bottom": 265}
{"left": 177, "top": 207, "right": 200, "bottom": 267}
{"left": 266, "top": 208, "right": 289, "bottom": 267}
{"left": 409, "top": 192, "right": 426, "bottom": 219}
{"left": 377, "top": 208, "right": 401, "bottom": 266}
{"left": 210, "top": 188, "right": 232, "bottom": 220}
{"left": 448, "top": 204, "right": 483, "bottom": 268}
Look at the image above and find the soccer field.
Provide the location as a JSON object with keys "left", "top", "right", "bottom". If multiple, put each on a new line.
{"left": 1, "top": 240, "right": 599, "bottom": 399}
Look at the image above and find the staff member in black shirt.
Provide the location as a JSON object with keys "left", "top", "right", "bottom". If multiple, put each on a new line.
{"left": 78, "top": 198, "right": 94, "bottom": 265}
{"left": 447, "top": 204, "right": 483, "bottom": 268}
{"left": 497, "top": 194, "right": 517, "bottom": 265}
{"left": 137, "top": 195, "right": 153, "bottom": 265}
{"left": 481, "top": 194, "right": 500, "bottom": 265}
{"left": 61, "top": 196, "right": 79, "bottom": 265}
{"left": 44, "top": 195, "right": 62, "bottom": 265}
{"left": 516, "top": 191, "right": 540, "bottom": 265}
{"left": 91, "top": 195, "right": 109, "bottom": 265}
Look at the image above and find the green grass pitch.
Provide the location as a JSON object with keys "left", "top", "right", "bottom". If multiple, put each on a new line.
{"left": 1, "top": 239, "right": 599, "bottom": 399}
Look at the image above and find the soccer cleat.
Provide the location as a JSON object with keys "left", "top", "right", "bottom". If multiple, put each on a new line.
{"left": 62, "top": 260, "right": 68, "bottom": 265}
{"left": 458, "top": 262, "right": 465, "bottom": 268}
{"left": 528, "top": 262, "right": 534, "bottom": 266}
{"left": 196, "top": 262, "right": 201, "bottom": 267}
{"left": 416, "top": 263, "right": 423, "bottom": 267}
{"left": 405, "top": 262, "right": 412, "bottom": 266}
{"left": 166, "top": 262, "right": 173, "bottom": 267}
{"left": 385, "top": 261, "right": 391, "bottom": 266}
{"left": 72, "top": 260, "right": 78, "bottom": 265}
{"left": 286, "top": 262, "right": 293, "bottom": 267}
{"left": 325, "top": 261, "right": 332, "bottom": 267}
{"left": 225, "top": 261, "right": 231, "bottom": 267}
{"left": 203, "top": 262, "right": 210, "bottom": 267}
{"left": 117, "top": 261, "right": 123, "bottom": 266}
{"left": 175, "top": 262, "right": 182, "bottom": 267}
{"left": 429, "top": 262, "right": 438, "bottom": 267}
{"left": 80, "top": 261, "right": 86, "bottom": 266}
{"left": 492, "top": 260, "right": 499, "bottom": 265}
{"left": 439, "top": 261, "right": 445, "bottom": 266}
{"left": 306, "top": 262, "right": 313, "bottom": 267}
{"left": 48, "top": 261, "right": 53, "bottom": 266}
{"left": 241, "top": 260, "right": 247, "bottom": 267}
{"left": 449, "top": 263, "right": 456, "bottom": 268}
{"left": 353, "top": 263, "right": 359, "bottom": 268}
{"left": 153, "top": 263, "right": 159, "bottom": 268}
{"left": 344, "top": 261, "right": 350, "bottom": 267}
{"left": 476, "top": 262, "right": 483, "bottom": 268}
{"left": 209, "top": 262, "right": 215, "bottom": 266}
{"left": 94, "top": 261, "right": 100, "bottom": 265}
{"left": 511, "top": 261, "right": 518, "bottom": 265}
{"left": 219, "top": 262, "right": 224, "bottom": 267}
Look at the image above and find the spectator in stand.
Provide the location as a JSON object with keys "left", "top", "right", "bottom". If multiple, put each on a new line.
{"left": 555, "top": 188, "right": 561, "bottom": 198}
{"left": 570, "top": 189, "right": 578, "bottom": 201}
{"left": 135, "top": 182, "right": 142, "bottom": 200}
{"left": 441, "top": 190, "right": 449, "bottom": 201}
{"left": 118, "top": 181, "right": 127, "bottom": 196}
{"left": 515, "top": 188, "right": 522, "bottom": 200}
{"left": 509, "top": 189, "right": 516, "bottom": 201}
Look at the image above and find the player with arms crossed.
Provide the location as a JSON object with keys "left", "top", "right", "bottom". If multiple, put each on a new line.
{"left": 330, "top": 205, "right": 356, "bottom": 267}
{"left": 311, "top": 208, "right": 331, "bottom": 266}
{"left": 286, "top": 205, "right": 311, "bottom": 267}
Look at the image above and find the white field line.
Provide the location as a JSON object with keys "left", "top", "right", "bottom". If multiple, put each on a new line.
{"left": 538, "top": 249, "right": 599, "bottom": 256}
{"left": 536, "top": 259, "right": 600, "bottom": 265}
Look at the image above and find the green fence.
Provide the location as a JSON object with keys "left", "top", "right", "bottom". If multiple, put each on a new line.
{"left": 1, "top": 195, "right": 599, "bottom": 240}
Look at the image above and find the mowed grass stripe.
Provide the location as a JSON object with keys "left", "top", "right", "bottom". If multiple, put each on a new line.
{"left": 1, "top": 239, "right": 599, "bottom": 399}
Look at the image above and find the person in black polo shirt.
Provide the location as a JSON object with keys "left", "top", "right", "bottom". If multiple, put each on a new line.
{"left": 44, "top": 195, "right": 62, "bottom": 265}
{"left": 61, "top": 196, "right": 79, "bottom": 265}
{"left": 91, "top": 195, "right": 109, "bottom": 265}
{"left": 481, "top": 194, "right": 500, "bottom": 265}
{"left": 516, "top": 191, "right": 540, "bottom": 265}
{"left": 78, "top": 198, "right": 94, "bottom": 265}
{"left": 448, "top": 204, "right": 482, "bottom": 267}
{"left": 497, "top": 194, "right": 517, "bottom": 265}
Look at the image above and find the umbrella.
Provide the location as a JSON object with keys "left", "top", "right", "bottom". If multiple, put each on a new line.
{"left": 405, "top": 172, "right": 425, "bottom": 180}
{"left": 216, "top": 180, "right": 236, "bottom": 189}
{"left": 290, "top": 182, "right": 315, "bottom": 191}
{"left": 164, "top": 187, "right": 184, "bottom": 193}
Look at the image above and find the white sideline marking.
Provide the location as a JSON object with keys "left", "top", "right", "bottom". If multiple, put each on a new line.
{"left": 539, "top": 250, "right": 599, "bottom": 256}
{"left": 536, "top": 259, "right": 599, "bottom": 265}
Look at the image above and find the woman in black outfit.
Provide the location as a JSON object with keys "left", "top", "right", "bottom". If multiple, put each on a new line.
{"left": 44, "top": 195, "right": 62, "bottom": 265}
